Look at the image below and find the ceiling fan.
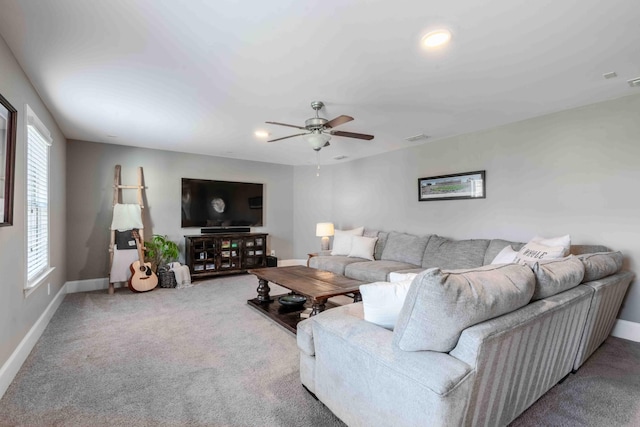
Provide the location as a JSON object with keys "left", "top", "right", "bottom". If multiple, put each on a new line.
{"left": 266, "top": 101, "right": 374, "bottom": 151}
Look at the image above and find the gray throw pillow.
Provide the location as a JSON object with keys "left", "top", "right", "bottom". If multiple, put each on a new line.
{"left": 578, "top": 251, "right": 623, "bottom": 282}
{"left": 381, "top": 231, "right": 430, "bottom": 266}
{"left": 529, "top": 256, "right": 585, "bottom": 300}
{"left": 393, "top": 264, "right": 535, "bottom": 352}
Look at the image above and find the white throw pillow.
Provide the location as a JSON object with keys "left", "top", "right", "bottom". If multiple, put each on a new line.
{"left": 331, "top": 235, "right": 353, "bottom": 256}
{"left": 330, "top": 227, "right": 365, "bottom": 256}
{"left": 531, "top": 235, "right": 571, "bottom": 256}
{"left": 514, "top": 241, "right": 566, "bottom": 264}
{"left": 389, "top": 272, "right": 420, "bottom": 283}
{"left": 491, "top": 245, "right": 518, "bottom": 264}
{"left": 360, "top": 279, "right": 414, "bottom": 330}
{"left": 348, "top": 236, "right": 378, "bottom": 260}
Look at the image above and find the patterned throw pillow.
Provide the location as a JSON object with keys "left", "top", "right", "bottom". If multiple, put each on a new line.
{"left": 513, "top": 241, "right": 566, "bottom": 264}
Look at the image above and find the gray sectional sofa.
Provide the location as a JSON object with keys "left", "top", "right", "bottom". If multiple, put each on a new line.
{"left": 301, "top": 229, "right": 634, "bottom": 426}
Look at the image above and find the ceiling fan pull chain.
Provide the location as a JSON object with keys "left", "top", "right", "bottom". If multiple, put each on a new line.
{"left": 316, "top": 151, "right": 321, "bottom": 177}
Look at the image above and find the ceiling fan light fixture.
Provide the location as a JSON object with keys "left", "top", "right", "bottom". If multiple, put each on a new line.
{"left": 305, "top": 131, "right": 331, "bottom": 151}
{"left": 422, "top": 29, "right": 452, "bottom": 48}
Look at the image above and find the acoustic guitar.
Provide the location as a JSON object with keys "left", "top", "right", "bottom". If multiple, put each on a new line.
{"left": 128, "top": 230, "right": 158, "bottom": 292}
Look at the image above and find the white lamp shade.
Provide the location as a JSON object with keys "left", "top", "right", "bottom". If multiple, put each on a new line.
{"left": 316, "top": 222, "right": 335, "bottom": 237}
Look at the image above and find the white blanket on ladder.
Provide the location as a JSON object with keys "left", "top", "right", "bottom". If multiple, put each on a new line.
{"left": 111, "top": 204, "right": 143, "bottom": 231}
{"left": 110, "top": 246, "right": 139, "bottom": 282}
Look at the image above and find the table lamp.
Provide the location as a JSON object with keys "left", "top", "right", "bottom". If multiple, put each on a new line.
{"left": 316, "top": 222, "right": 335, "bottom": 251}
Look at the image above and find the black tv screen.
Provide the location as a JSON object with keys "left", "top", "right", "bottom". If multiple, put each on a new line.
{"left": 181, "top": 178, "right": 263, "bottom": 228}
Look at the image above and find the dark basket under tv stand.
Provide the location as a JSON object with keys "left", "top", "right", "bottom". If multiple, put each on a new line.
{"left": 185, "top": 233, "right": 268, "bottom": 280}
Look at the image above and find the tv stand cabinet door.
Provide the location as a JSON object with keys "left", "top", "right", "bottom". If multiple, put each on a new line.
{"left": 243, "top": 234, "right": 267, "bottom": 268}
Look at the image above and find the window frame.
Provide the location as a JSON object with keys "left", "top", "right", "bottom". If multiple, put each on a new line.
{"left": 24, "top": 105, "right": 54, "bottom": 296}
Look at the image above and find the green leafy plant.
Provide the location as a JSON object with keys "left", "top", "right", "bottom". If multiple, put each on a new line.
{"left": 145, "top": 234, "right": 180, "bottom": 271}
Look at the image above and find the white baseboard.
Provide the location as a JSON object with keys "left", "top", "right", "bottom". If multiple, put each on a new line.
{"left": 0, "top": 284, "right": 67, "bottom": 399}
{"left": 65, "top": 277, "right": 111, "bottom": 293}
{"left": 611, "top": 319, "right": 640, "bottom": 342}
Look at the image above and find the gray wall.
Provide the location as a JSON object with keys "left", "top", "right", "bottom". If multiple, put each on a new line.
{"left": 293, "top": 94, "right": 640, "bottom": 323}
{"left": 66, "top": 140, "right": 293, "bottom": 281}
{"left": 0, "top": 36, "right": 66, "bottom": 367}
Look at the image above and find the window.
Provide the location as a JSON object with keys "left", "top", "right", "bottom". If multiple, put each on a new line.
{"left": 26, "top": 106, "right": 52, "bottom": 289}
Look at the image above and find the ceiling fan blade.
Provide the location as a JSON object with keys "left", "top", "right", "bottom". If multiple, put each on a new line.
{"left": 265, "top": 121, "right": 306, "bottom": 130}
{"left": 329, "top": 130, "right": 374, "bottom": 140}
{"left": 324, "top": 115, "right": 353, "bottom": 129}
{"left": 268, "top": 132, "right": 308, "bottom": 142}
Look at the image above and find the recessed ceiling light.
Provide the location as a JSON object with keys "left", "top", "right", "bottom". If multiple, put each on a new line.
{"left": 254, "top": 130, "right": 270, "bottom": 138}
{"left": 421, "top": 29, "right": 452, "bottom": 48}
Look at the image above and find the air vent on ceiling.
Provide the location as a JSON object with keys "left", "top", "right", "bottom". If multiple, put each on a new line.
{"left": 628, "top": 77, "right": 640, "bottom": 88}
{"left": 405, "top": 133, "right": 430, "bottom": 142}
{"left": 333, "top": 155, "right": 348, "bottom": 160}
{"left": 602, "top": 71, "right": 617, "bottom": 79}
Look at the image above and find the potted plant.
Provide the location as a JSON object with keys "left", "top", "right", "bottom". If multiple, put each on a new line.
{"left": 145, "top": 234, "right": 180, "bottom": 287}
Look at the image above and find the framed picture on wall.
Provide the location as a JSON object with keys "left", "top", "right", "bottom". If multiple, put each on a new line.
{"left": 418, "top": 170, "right": 486, "bottom": 201}
{"left": 0, "top": 93, "right": 17, "bottom": 226}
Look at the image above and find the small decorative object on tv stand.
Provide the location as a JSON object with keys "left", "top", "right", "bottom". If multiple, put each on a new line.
{"left": 185, "top": 232, "right": 268, "bottom": 280}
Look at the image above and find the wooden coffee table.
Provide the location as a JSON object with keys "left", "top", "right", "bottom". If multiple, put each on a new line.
{"left": 247, "top": 265, "right": 365, "bottom": 334}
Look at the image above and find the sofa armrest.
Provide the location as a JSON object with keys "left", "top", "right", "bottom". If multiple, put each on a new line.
{"left": 308, "top": 303, "right": 472, "bottom": 396}
{"left": 297, "top": 318, "right": 315, "bottom": 356}
{"left": 305, "top": 303, "right": 474, "bottom": 427}
{"left": 574, "top": 271, "right": 634, "bottom": 370}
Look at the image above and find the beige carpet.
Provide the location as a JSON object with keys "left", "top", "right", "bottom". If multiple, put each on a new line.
{"left": 1, "top": 273, "right": 639, "bottom": 426}
{"left": 0, "top": 275, "right": 344, "bottom": 426}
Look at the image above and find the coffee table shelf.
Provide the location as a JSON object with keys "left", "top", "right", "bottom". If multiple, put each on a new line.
{"left": 247, "top": 294, "right": 339, "bottom": 334}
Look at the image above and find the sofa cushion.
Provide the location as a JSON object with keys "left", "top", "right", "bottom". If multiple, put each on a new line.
{"left": 393, "top": 264, "right": 535, "bottom": 352}
{"left": 484, "top": 239, "right": 525, "bottom": 265}
{"left": 514, "top": 241, "right": 566, "bottom": 264}
{"left": 373, "top": 231, "right": 389, "bottom": 260}
{"left": 422, "top": 236, "right": 490, "bottom": 269}
{"left": 381, "top": 232, "right": 431, "bottom": 265}
{"left": 570, "top": 244, "right": 610, "bottom": 256}
{"left": 330, "top": 227, "right": 364, "bottom": 256}
{"left": 530, "top": 256, "right": 585, "bottom": 300}
{"left": 348, "top": 236, "right": 378, "bottom": 260}
{"left": 345, "top": 260, "right": 421, "bottom": 283}
{"left": 363, "top": 228, "right": 379, "bottom": 239}
{"left": 360, "top": 278, "right": 414, "bottom": 330}
{"left": 578, "top": 251, "right": 623, "bottom": 282}
{"left": 309, "top": 255, "right": 368, "bottom": 275}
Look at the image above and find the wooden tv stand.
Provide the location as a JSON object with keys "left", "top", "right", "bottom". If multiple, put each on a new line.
{"left": 185, "top": 233, "right": 268, "bottom": 280}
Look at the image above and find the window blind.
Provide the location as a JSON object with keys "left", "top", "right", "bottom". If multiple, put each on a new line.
{"left": 26, "top": 120, "right": 51, "bottom": 283}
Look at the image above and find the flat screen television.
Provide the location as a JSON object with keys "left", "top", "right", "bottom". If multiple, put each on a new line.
{"left": 181, "top": 178, "right": 263, "bottom": 228}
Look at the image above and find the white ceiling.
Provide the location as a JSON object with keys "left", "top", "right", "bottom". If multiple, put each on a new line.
{"left": 0, "top": 0, "right": 638, "bottom": 166}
